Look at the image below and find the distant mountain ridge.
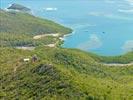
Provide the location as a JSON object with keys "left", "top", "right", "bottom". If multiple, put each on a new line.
{"left": 7, "top": 3, "right": 31, "bottom": 13}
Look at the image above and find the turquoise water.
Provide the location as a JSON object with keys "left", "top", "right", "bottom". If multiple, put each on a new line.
{"left": 1, "top": 0, "right": 133, "bottom": 56}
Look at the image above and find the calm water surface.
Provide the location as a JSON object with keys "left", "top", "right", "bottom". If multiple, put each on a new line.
{"left": 1, "top": 0, "right": 133, "bottom": 55}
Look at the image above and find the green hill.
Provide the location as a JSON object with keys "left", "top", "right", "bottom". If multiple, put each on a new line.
{"left": 0, "top": 8, "right": 133, "bottom": 100}
{"left": 0, "top": 9, "right": 72, "bottom": 35}
{"left": 0, "top": 10, "right": 72, "bottom": 47}
{"left": 0, "top": 47, "right": 133, "bottom": 100}
{"left": 82, "top": 50, "right": 133, "bottom": 64}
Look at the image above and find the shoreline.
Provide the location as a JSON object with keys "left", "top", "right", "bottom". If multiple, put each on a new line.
{"left": 33, "top": 33, "right": 59, "bottom": 39}
{"left": 103, "top": 62, "right": 133, "bottom": 67}
{"left": 58, "top": 31, "right": 74, "bottom": 47}
{"left": 59, "top": 30, "right": 75, "bottom": 42}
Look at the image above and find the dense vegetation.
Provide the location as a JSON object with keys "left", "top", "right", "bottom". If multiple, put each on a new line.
{"left": 0, "top": 47, "right": 133, "bottom": 100}
{"left": 98, "top": 52, "right": 133, "bottom": 64}
{"left": 0, "top": 32, "right": 58, "bottom": 47}
{"left": 84, "top": 50, "right": 133, "bottom": 64}
{"left": 0, "top": 8, "right": 133, "bottom": 100}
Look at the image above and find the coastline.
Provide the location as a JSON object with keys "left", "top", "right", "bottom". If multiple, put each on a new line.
{"left": 58, "top": 30, "right": 74, "bottom": 47}
{"left": 103, "top": 62, "right": 133, "bottom": 67}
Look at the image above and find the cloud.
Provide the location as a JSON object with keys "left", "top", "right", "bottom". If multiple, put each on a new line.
{"left": 88, "top": 12, "right": 114, "bottom": 18}
{"left": 105, "top": 0, "right": 115, "bottom": 4}
{"left": 88, "top": 12, "right": 116, "bottom": 18}
{"left": 88, "top": 11, "right": 133, "bottom": 20}
{"left": 43, "top": 7, "right": 58, "bottom": 11}
{"left": 118, "top": 9, "right": 133, "bottom": 13}
{"left": 125, "top": 0, "right": 133, "bottom": 6}
{"left": 77, "top": 34, "right": 102, "bottom": 50}
{"left": 122, "top": 40, "right": 133, "bottom": 52}
{"left": 88, "top": 12, "right": 103, "bottom": 16}
{"left": 72, "top": 24, "right": 96, "bottom": 29}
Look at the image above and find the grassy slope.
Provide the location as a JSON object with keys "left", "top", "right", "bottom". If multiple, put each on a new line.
{"left": 0, "top": 47, "right": 133, "bottom": 100}
{"left": 0, "top": 10, "right": 72, "bottom": 47}
{"left": 0, "top": 32, "right": 59, "bottom": 47}
{"left": 63, "top": 49, "right": 133, "bottom": 64}
{"left": 0, "top": 10, "right": 72, "bottom": 35}
{"left": 99, "top": 52, "right": 133, "bottom": 64}
{"left": 87, "top": 51, "right": 133, "bottom": 64}
{"left": 0, "top": 9, "right": 133, "bottom": 100}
